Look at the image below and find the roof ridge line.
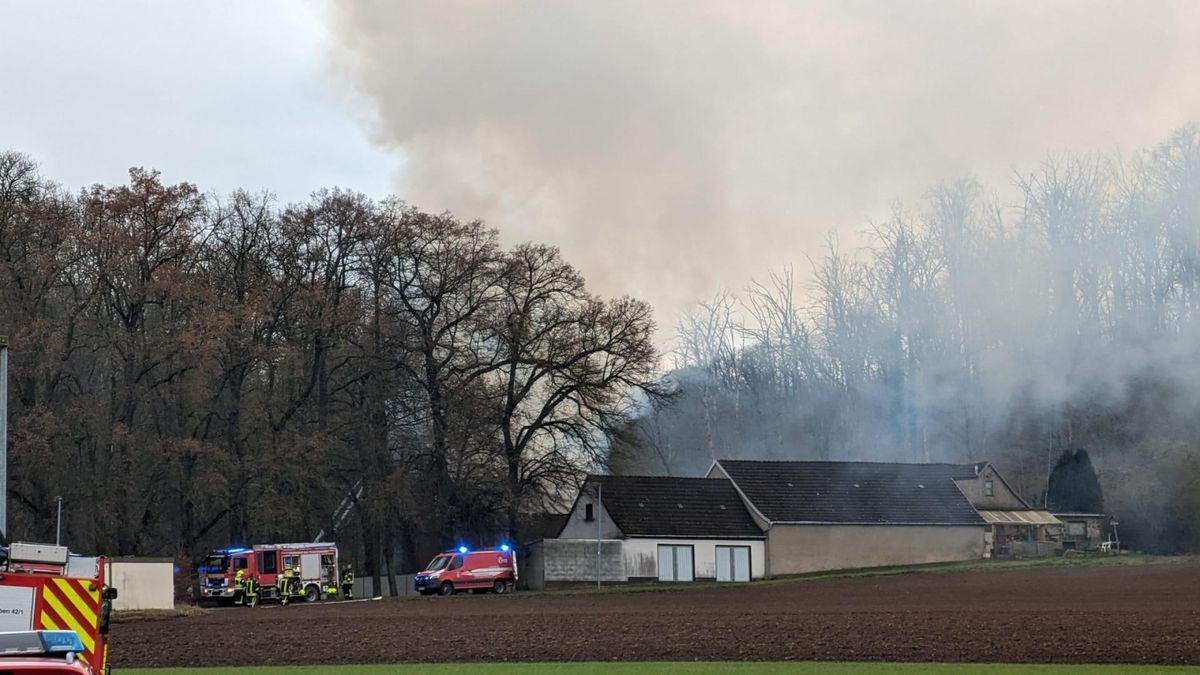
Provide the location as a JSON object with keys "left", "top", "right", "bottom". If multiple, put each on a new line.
{"left": 716, "top": 458, "right": 980, "bottom": 466}
{"left": 588, "top": 474, "right": 719, "bottom": 480}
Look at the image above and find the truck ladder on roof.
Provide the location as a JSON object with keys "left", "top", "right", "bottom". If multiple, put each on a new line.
{"left": 315, "top": 481, "right": 363, "bottom": 543}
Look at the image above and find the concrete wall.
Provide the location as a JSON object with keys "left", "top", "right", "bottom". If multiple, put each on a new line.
{"left": 540, "top": 539, "right": 625, "bottom": 583}
{"left": 766, "top": 525, "right": 986, "bottom": 576}
{"left": 558, "top": 484, "right": 625, "bottom": 539}
{"left": 107, "top": 559, "right": 174, "bottom": 610}
{"left": 352, "top": 575, "right": 420, "bottom": 598}
{"left": 622, "top": 538, "right": 766, "bottom": 579}
{"left": 521, "top": 543, "right": 547, "bottom": 590}
{"left": 955, "top": 465, "right": 1028, "bottom": 510}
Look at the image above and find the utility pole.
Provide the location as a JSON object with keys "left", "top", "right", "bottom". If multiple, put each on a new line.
{"left": 0, "top": 335, "right": 8, "bottom": 542}
{"left": 596, "top": 482, "right": 602, "bottom": 590}
{"left": 55, "top": 497, "right": 63, "bottom": 546}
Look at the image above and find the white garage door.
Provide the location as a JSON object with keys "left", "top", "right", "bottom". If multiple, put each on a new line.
{"left": 657, "top": 545, "right": 694, "bottom": 582}
{"left": 715, "top": 545, "right": 751, "bottom": 582}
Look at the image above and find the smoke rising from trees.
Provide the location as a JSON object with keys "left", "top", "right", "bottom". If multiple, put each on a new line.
{"left": 612, "top": 126, "right": 1200, "bottom": 552}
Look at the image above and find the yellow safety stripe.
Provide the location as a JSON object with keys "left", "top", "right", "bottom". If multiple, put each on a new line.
{"left": 57, "top": 579, "right": 99, "bottom": 621}
{"left": 41, "top": 583, "right": 96, "bottom": 653}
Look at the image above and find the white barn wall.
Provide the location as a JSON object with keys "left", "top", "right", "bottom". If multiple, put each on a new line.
{"left": 766, "top": 525, "right": 985, "bottom": 576}
{"left": 622, "top": 538, "right": 765, "bottom": 580}
{"left": 106, "top": 559, "right": 175, "bottom": 610}
{"left": 557, "top": 485, "right": 623, "bottom": 540}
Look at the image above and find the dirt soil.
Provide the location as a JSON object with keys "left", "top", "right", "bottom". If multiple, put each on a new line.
{"left": 114, "top": 560, "right": 1200, "bottom": 667}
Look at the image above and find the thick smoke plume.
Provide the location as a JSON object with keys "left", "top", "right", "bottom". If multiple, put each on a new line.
{"left": 617, "top": 128, "right": 1200, "bottom": 552}
{"left": 329, "top": 3, "right": 1200, "bottom": 550}
{"left": 329, "top": 1, "right": 1200, "bottom": 322}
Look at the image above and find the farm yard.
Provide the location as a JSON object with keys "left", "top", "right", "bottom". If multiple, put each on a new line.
{"left": 116, "top": 557, "right": 1200, "bottom": 670}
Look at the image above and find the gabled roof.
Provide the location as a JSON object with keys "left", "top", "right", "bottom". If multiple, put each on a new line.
{"left": 965, "top": 461, "right": 1033, "bottom": 509}
{"left": 581, "top": 475, "right": 764, "bottom": 539}
{"left": 716, "top": 459, "right": 986, "bottom": 526}
{"left": 524, "top": 513, "right": 570, "bottom": 541}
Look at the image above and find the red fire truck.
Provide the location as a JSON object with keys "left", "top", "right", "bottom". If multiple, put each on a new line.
{"left": 199, "top": 542, "right": 339, "bottom": 605}
{"left": 0, "top": 542, "right": 118, "bottom": 675}
{"left": 0, "top": 630, "right": 93, "bottom": 674}
{"left": 413, "top": 545, "right": 517, "bottom": 595}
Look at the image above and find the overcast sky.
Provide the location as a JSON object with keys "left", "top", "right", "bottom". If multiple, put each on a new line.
{"left": 5, "top": 1, "right": 1200, "bottom": 329}
{"left": 0, "top": 0, "right": 396, "bottom": 203}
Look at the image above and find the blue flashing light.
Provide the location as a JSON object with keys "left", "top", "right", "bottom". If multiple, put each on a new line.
{"left": 40, "top": 630, "right": 84, "bottom": 654}
{"left": 225, "top": 547, "right": 247, "bottom": 554}
{"left": 457, "top": 546, "right": 469, "bottom": 554}
{"left": 500, "top": 544, "right": 511, "bottom": 552}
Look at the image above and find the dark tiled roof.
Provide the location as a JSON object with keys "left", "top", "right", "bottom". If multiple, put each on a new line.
{"left": 717, "top": 460, "right": 986, "bottom": 526}
{"left": 588, "top": 475, "right": 764, "bottom": 539}
{"left": 525, "top": 513, "right": 569, "bottom": 541}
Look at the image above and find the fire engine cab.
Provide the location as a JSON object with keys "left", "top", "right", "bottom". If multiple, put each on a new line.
{"left": 0, "top": 542, "right": 117, "bottom": 675}
{"left": 199, "top": 542, "right": 338, "bottom": 605}
{"left": 414, "top": 545, "right": 517, "bottom": 596}
{"left": 0, "top": 630, "right": 93, "bottom": 674}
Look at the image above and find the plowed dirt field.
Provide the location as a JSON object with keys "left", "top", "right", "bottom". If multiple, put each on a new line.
{"left": 114, "top": 559, "right": 1200, "bottom": 668}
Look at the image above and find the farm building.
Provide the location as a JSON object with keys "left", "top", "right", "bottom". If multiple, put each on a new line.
{"left": 948, "top": 461, "right": 1063, "bottom": 557}
{"left": 1052, "top": 512, "right": 1117, "bottom": 551}
{"left": 533, "top": 475, "right": 765, "bottom": 586}
{"left": 709, "top": 460, "right": 989, "bottom": 575}
{"left": 532, "top": 458, "right": 1072, "bottom": 586}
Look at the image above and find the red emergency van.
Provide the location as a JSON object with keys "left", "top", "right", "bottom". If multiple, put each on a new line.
{"left": 413, "top": 546, "right": 517, "bottom": 596}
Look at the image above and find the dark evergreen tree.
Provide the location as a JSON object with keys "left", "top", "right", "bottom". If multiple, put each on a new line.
{"left": 1047, "top": 449, "right": 1105, "bottom": 513}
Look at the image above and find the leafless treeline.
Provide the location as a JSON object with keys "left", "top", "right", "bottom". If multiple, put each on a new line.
{"left": 0, "top": 152, "right": 660, "bottom": 586}
{"left": 615, "top": 125, "right": 1200, "bottom": 551}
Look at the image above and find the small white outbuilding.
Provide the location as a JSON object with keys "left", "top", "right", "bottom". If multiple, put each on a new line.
{"left": 555, "top": 475, "right": 766, "bottom": 582}
{"left": 105, "top": 557, "right": 175, "bottom": 610}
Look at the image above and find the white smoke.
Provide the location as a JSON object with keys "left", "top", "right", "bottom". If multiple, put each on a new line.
{"left": 327, "top": 1, "right": 1200, "bottom": 327}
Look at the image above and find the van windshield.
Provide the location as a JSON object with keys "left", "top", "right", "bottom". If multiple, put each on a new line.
{"left": 425, "top": 555, "right": 452, "bottom": 571}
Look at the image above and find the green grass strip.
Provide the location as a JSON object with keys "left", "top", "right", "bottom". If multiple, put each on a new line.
{"left": 122, "top": 662, "right": 1200, "bottom": 674}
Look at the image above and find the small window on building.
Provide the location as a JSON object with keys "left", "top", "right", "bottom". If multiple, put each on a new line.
{"left": 585, "top": 503, "right": 595, "bottom": 522}
{"left": 984, "top": 480, "right": 994, "bottom": 497}
{"left": 1068, "top": 522, "right": 1086, "bottom": 536}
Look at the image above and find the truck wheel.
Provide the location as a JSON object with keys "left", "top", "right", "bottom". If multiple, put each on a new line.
{"left": 304, "top": 584, "right": 320, "bottom": 602}
{"left": 438, "top": 582, "right": 454, "bottom": 596}
{"left": 493, "top": 580, "right": 506, "bottom": 594}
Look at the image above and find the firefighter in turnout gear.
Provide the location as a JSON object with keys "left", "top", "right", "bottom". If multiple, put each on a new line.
{"left": 280, "top": 567, "right": 299, "bottom": 605}
{"left": 244, "top": 576, "right": 259, "bottom": 607}
{"left": 341, "top": 564, "right": 354, "bottom": 599}
{"left": 234, "top": 568, "right": 247, "bottom": 606}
